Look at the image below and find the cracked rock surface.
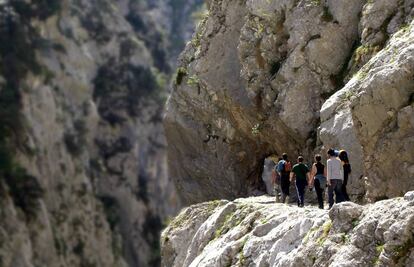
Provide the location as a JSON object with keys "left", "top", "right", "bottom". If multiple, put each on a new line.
{"left": 162, "top": 191, "right": 414, "bottom": 267}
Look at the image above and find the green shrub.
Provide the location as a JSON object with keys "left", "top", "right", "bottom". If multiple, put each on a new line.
{"left": 80, "top": 11, "right": 112, "bottom": 44}
{"left": 73, "top": 240, "right": 85, "bottom": 256}
{"left": 98, "top": 196, "right": 121, "bottom": 231}
{"left": 64, "top": 119, "right": 87, "bottom": 156}
{"left": 269, "top": 61, "right": 281, "bottom": 76}
{"left": 321, "top": 6, "right": 334, "bottom": 22}
{"left": 187, "top": 75, "right": 200, "bottom": 86}
{"left": 126, "top": 11, "right": 170, "bottom": 72}
{"left": 12, "top": 0, "right": 61, "bottom": 21}
{"left": 175, "top": 67, "right": 187, "bottom": 85}
{"left": 0, "top": 3, "right": 54, "bottom": 221}
{"left": 393, "top": 239, "right": 413, "bottom": 263}
{"left": 142, "top": 213, "right": 163, "bottom": 266}
{"left": 93, "top": 61, "right": 162, "bottom": 122}
{"left": 1, "top": 164, "right": 44, "bottom": 219}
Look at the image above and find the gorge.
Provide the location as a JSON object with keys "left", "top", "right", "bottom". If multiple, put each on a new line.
{"left": 0, "top": 0, "right": 413, "bottom": 267}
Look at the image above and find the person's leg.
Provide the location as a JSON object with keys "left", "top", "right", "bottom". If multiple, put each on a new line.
{"left": 301, "top": 180, "right": 306, "bottom": 207}
{"left": 274, "top": 185, "right": 279, "bottom": 202}
{"left": 295, "top": 181, "right": 300, "bottom": 206}
{"left": 285, "top": 179, "right": 291, "bottom": 203}
{"left": 342, "top": 183, "right": 350, "bottom": 201}
{"left": 315, "top": 179, "right": 324, "bottom": 209}
{"left": 296, "top": 180, "right": 306, "bottom": 207}
{"left": 280, "top": 176, "right": 289, "bottom": 203}
{"left": 328, "top": 180, "right": 335, "bottom": 209}
{"left": 335, "top": 180, "right": 344, "bottom": 203}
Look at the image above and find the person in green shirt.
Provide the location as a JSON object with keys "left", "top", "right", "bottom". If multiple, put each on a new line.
{"left": 290, "top": 156, "right": 310, "bottom": 207}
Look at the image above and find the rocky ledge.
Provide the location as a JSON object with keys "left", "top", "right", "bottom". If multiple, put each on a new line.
{"left": 161, "top": 192, "right": 414, "bottom": 267}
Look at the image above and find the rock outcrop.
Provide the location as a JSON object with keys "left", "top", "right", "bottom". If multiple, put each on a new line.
{"left": 320, "top": 16, "right": 414, "bottom": 202}
{"left": 165, "top": 0, "right": 414, "bottom": 204}
{"left": 0, "top": 0, "right": 201, "bottom": 266}
{"left": 162, "top": 191, "right": 414, "bottom": 267}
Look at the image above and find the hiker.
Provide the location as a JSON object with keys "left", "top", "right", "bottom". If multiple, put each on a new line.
{"left": 327, "top": 148, "right": 344, "bottom": 209}
{"left": 290, "top": 156, "right": 310, "bottom": 207}
{"left": 338, "top": 150, "right": 351, "bottom": 201}
{"left": 276, "top": 153, "right": 292, "bottom": 203}
{"left": 309, "top": 154, "right": 327, "bottom": 209}
{"left": 271, "top": 157, "right": 282, "bottom": 202}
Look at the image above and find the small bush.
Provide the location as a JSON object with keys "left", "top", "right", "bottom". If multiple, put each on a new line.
{"left": 64, "top": 132, "right": 84, "bottom": 156}
{"left": 93, "top": 61, "right": 162, "bottom": 120}
{"left": 269, "top": 61, "right": 281, "bottom": 77}
{"left": 12, "top": 0, "right": 61, "bottom": 21}
{"left": 393, "top": 239, "right": 414, "bottom": 264}
{"left": 2, "top": 165, "right": 44, "bottom": 219}
{"left": 98, "top": 196, "right": 120, "bottom": 231}
{"left": 73, "top": 240, "right": 85, "bottom": 256}
{"left": 136, "top": 174, "right": 149, "bottom": 203}
{"left": 175, "top": 67, "right": 188, "bottom": 85}
{"left": 142, "top": 213, "right": 163, "bottom": 266}
{"left": 126, "top": 11, "right": 170, "bottom": 72}
{"left": 321, "top": 6, "right": 334, "bottom": 22}
{"left": 187, "top": 75, "right": 200, "bottom": 86}
{"left": 251, "top": 124, "right": 261, "bottom": 136}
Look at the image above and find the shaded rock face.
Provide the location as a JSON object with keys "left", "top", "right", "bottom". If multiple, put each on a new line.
{"left": 161, "top": 192, "right": 414, "bottom": 267}
{"left": 0, "top": 0, "right": 200, "bottom": 266}
{"left": 165, "top": 0, "right": 414, "bottom": 204}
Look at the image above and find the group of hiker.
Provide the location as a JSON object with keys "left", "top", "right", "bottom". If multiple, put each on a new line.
{"left": 271, "top": 148, "right": 351, "bottom": 209}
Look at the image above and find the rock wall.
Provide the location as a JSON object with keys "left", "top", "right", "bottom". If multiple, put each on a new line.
{"left": 0, "top": 0, "right": 201, "bottom": 266}
{"left": 165, "top": 0, "right": 414, "bottom": 204}
{"left": 161, "top": 192, "right": 414, "bottom": 267}
{"left": 320, "top": 5, "right": 414, "bottom": 202}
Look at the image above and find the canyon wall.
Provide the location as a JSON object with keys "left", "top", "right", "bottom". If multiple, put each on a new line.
{"left": 0, "top": 0, "right": 201, "bottom": 266}
{"left": 164, "top": 0, "right": 414, "bottom": 205}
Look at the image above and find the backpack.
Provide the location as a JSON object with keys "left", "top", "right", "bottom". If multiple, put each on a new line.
{"left": 284, "top": 161, "right": 292, "bottom": 172}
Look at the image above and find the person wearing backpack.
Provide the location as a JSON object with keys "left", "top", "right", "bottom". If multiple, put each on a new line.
{"left": 290, "top": 156, "right": 310, "bottom": 207}
{"left": 272, "top": 157, "right": 282, "bottom": 202}
{"left": 327, "top": 148, "right": 344, "bottom": 209}
{"left": 309, "top": 154, "right": 327, "bottom": 209}
{"left": 276, "top": 153, "right": 292, "bottom": 203}
{"left": 338, "top": 150, "right": 351, "bottom": 201}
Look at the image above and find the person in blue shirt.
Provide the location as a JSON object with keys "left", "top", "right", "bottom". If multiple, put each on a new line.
{"left": 276, "top": 153, "right": 292, "bottom": 203}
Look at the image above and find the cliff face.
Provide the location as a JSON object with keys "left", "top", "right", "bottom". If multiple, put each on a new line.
{"left": 164, "top": 0, "right": 414, "bottom": 205}
{"left": 0, "top": 0, "right": 200, "bottom": 266}
{"left": 161, "top": 191, "right": 414, "bottom": 267}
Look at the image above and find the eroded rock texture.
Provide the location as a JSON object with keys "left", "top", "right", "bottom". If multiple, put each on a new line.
{"left": 162, "top": 192, "right": 414, "bottom": 267}
{"left": 165, "top": 0, "right": 414, "bottom": 204}
{"left": 0, "top": 0, "right": 201, "bottom": 266}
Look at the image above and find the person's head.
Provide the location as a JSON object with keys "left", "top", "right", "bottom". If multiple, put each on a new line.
{"left": 298, "top": 156, "right": 304, "bottom": 163}
{"left": 327, "top": 148, "right": 336, "bottom": 157}
{"left": 282, "top": 153, "right": 288, "bottom": 160}
{"left": 315, "top": 154, "right": 322, "bottom": 162}
{"left": 338, "top": 150, "right": 349, "bottom": 163}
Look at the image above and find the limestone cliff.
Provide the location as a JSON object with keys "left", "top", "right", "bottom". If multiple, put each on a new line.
{"left": 0, "top": 0, "right": 201, "bottom": 266}
{"left": 164, "top": 0, "right": 414, "bottom": 204}
{"left": 162, "top": 192, "right": 414, "bottom": 267}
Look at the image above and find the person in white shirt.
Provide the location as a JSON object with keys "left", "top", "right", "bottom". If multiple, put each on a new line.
{"left": 327, "top": 148, "right": 344, "bottom": 209}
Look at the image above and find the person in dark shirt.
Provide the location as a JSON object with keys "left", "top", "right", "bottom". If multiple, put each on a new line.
{"left": 309, "top": 154, "right": 327, "bottom": 209}
{"left": 338, "top": 150, "right": 351, "bottom": 201}
{"left": 277, "top": 153, "right": 292, "bottom": 203}
{"left": 290, "top": 156, "right": 310, "bottom": 207}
